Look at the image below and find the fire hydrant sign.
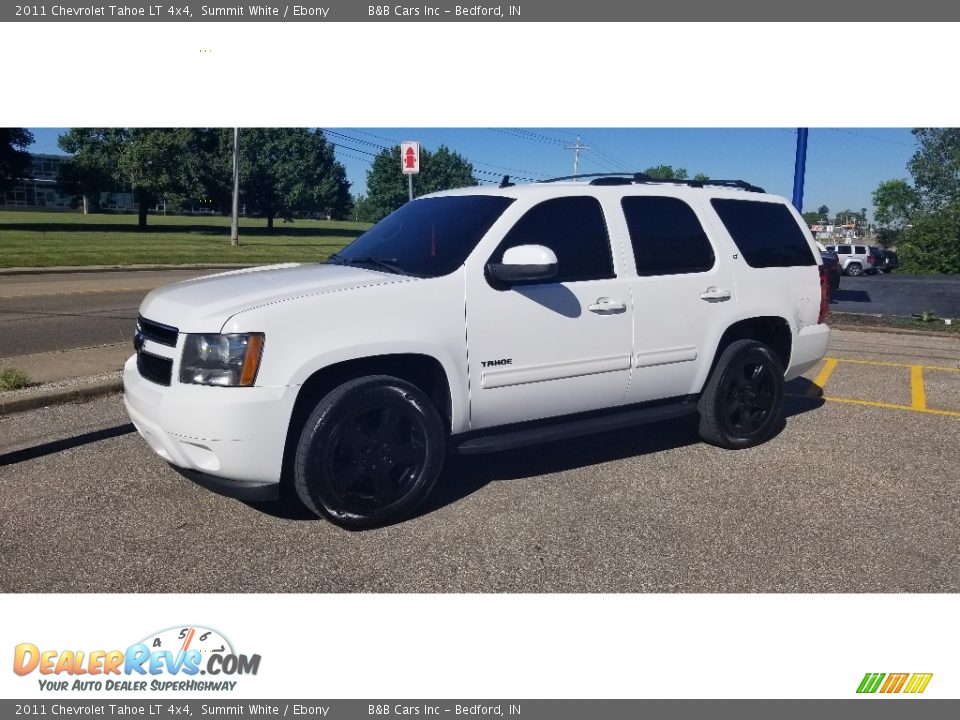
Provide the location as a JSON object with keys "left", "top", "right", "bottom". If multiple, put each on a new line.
{"left": 401, "top": 141, "right": 420, "bottom": 174}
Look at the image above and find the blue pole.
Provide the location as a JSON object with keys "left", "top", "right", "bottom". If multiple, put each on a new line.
{"left": 792, "top": 128, "right": 808, "bottom": 212}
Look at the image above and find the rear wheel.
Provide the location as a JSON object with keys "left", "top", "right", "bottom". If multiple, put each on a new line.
{"left": 294, "top": 375, "right": 446, "bottom": 529}
{"left": 698, "top": 340, "right": 785, "bottom": 449}
{"left": 846, "top": 263, "right": 863, "bottom": 276}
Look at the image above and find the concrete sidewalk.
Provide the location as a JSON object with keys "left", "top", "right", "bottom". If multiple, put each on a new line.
{"left": 0, "top": 343, "right": 130, "bottom": 415}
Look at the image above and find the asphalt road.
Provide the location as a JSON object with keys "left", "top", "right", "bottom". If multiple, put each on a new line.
{"left": 0, "top": 270, "right": 207, "bottom": 357}
{"left": 832, "top": 273, "right": 960, "bottom": 317}
{"left": 1, "top": 329, "right": 958, "bottom": 593}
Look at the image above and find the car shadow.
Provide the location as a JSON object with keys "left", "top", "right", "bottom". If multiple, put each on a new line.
{"left": 833, "top": 289, "right": 871, "bottom": 303}
{"left": 250, "top": 383, "right": 825, "bottom": 527}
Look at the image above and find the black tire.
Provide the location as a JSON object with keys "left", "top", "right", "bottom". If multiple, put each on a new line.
{"left": 294, "top": 375, "right": 446, "bottom": 529}
{"left": 697, "top": 340, "right": 785, "bottom": 449}
{"left": 846, "top": 263, "right": 862, "bottom": 276}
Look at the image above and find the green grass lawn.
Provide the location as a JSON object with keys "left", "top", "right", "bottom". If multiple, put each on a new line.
{"left": 0, "top": 210, "right": 372, "bottom": 267}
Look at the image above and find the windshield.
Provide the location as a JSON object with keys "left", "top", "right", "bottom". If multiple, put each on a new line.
{"left": 332, "top": 195, "right": 515, "bottom": 278}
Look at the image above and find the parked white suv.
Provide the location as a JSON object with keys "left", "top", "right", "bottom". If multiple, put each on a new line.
{"left": 124, "top": 174, "right": 831, "bottom": 528}
{"left": 824, "top": 243, "right": 877, "bottom": 276}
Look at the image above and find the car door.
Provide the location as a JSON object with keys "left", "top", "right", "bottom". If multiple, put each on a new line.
{"left": 464, "top": 194, "right": 633, "bottom": 430}
{"left": 617, "top": 194, "right": 739, "bottom": 404}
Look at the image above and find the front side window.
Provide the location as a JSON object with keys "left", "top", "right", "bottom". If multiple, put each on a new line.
{"left": 333, "top": 195, "right": 515, "bottom": 278}
{"left": 621, "top": 196, "right": 715, "bottom": 276}
{"left": 490, "top": 196, "right": 614, "bottom": 283}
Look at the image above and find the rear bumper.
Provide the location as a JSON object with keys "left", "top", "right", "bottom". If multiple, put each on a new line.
{"left": 787, "top": 324, "right": 831, "bottom": 381}
{"left": 123, "top": 354, "right": 296, "bottom": 487}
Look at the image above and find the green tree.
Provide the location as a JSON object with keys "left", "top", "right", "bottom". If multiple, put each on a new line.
{"left": 364, "top": 144, "right": 477, "bottom": 222}
{"left": 802, "top": 211, "right": 823, "bottom": 226}
{"left": 872, "top": 179, "right": 918, "bottom": 235}
{"left": 121, "top": 128, "right": 210, "bottom": 228}
{"left": 56, "top": 128, "right": 206, "bottom": 227}
{"left": 643, "top": 165, "right": 688, "bottom": 180}
{"left": 872, "top": 129, "right": 960, "bottom": 273}
{"left": 0, "top": 128, "right": 34, "bottom": 193}
{"left": 351, "top": 195, "right": 379, "bottom": 223}
{"left": 57, "top": 128, "right": 125, "bottom": 213}
{"left": 817, "top": 204, "right": 830, "bottom": 219}
{"left": 693, "top": 172, "right": 710, "bottom": 182}
{"left": 218, "top": 128, "right": 351, "bottom": 229}
{"left": 909, "top": 128, "right": 960, "bottom": 209}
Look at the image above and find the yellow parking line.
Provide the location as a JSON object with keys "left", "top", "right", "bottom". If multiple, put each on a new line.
{"left": 808, "top": 358, "right": 838, "bottom": 396}
{"left": 911, "top": 366, "right": 927, "bottom": 410}
{"left": 832, "top": 357, "right": 960, "bottom": 373}
{"left": 788, "top": 393, "right": 960, "bottom": 418}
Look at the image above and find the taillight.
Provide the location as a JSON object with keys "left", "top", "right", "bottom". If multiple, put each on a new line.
{"left": 818, "top": 265, "right": 830, "bottom": 324}
{"left": 867, "top": 254, "right": 875, "bottom": 264}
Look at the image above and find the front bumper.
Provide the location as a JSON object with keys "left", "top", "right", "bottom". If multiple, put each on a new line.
{"left": 123, "top": 354, "right": 296, "bottom": 487}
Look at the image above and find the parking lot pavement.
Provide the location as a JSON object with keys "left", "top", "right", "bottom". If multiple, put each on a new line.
{"left": 831, "top": 273, "right": 960, "bottom": 318}
{"left": 1, "top": 328, "right": 958, "bottom": 594}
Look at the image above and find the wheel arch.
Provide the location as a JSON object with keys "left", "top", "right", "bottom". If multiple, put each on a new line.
{"left": 280, "top": 353, "right": 454, "bottom": 491}
{"left": 705, "top": 316, "right": 792, "bottom": 382}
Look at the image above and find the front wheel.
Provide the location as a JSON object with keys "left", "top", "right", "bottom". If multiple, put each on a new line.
{"left": 697, "top": 340, "right": 785, "bottom": 449}
{"left": 293, "top": 375, "right": 446, "bottom": 529}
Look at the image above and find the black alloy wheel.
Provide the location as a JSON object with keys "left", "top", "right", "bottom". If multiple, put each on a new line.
{"left": 294, "top": 375, "right": 446, "bottom": 529}
{"left": 698, "top": 339, "right": 785, "bottom": 449}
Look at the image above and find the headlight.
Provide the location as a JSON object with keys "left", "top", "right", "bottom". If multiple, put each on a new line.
{"left": 179, "top": 333, "right": 264, "bottom": 387}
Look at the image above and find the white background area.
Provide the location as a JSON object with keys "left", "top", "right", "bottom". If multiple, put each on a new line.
{"left": 0, "top": 20, "right": 956, "bottom": 700}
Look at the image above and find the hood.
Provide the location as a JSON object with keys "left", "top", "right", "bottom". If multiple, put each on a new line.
{"left": 139, "top": 263, "right": 413, "bottom": 332}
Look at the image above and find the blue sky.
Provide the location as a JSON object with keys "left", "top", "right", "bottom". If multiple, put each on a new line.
{"left": 28, "top": 128, "right": 917, "bottom": 219}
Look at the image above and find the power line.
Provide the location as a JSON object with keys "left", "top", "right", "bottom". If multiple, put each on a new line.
{"left": 827, "top": 128, "right": 916, "bottom": 148}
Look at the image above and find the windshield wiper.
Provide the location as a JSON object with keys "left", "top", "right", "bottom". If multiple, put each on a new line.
{"left": 341, "top": 256, "right": 406, "bottom": 275}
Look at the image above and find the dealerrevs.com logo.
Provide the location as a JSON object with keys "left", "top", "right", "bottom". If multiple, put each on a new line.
{"left": 13, "top": 626, "right": 261, "bottom": 693}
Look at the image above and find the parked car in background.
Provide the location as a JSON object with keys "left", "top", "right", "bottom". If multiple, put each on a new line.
{"left": 824, "top": 243, "right": 878, "bottom": 276}
{"left": 876, "top": 248, "right": 899, "bottom": 273}
{"left": 816, "top": 242, "right": 841, "bottom": 292}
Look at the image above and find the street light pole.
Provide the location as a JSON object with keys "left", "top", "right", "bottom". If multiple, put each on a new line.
{"left": 230, "top": 127, "right": 240, "bottom": 247}
{"left": 791, "top": 127, "right": 808, "bottom": 213}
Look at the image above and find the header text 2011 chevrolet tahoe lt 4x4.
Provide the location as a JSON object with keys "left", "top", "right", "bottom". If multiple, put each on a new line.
{"left": 124, "top": 174, "right": 831, "bottom": 528}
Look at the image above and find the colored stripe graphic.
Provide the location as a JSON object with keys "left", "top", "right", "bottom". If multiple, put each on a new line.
{"left": 857, "top": 673, "right": 885, "bottom": 693}
{"left": 880, "top": 673, "right": 909, "bottom": 693}
{"left": 904, "top": 673, "right": 933, "bottom": 694}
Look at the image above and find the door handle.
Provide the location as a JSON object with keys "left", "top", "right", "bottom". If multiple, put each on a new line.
{"left": 699, "top": 287, "right": 731, "bottom": 302}
{"left": 588, "top": 297, "right": 627, "bottom": 314}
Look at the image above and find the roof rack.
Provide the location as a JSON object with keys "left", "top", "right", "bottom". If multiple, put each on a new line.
{"left": 536, "top": 172, "right": 765, "bottom": 193}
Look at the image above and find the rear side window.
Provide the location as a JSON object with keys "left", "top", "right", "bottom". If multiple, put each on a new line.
{"left": 855, "top": 245, "right": 866, "bottom": 254}
{"left": 491, "top": 196, "right": 614, "bottom": 283}
{"left": 711, "top": 199, "right": 816, "bottom": 268}
{"left": 621, "top": 196, "right": 715, "bottom": 276}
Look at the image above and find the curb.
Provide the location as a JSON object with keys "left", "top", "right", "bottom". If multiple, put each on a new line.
{"left": 0, "top": 376, "right": 123, "bottom": 416}
{"left": 0, "top": 264, "right": 253, "bottom": 276}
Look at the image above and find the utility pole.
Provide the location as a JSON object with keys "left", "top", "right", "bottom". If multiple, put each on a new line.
{"left": 564, "top": 135, "right": 590, "bottom": 178}
{"left": 230, "top": 127, "right": 240, "bottom": 247}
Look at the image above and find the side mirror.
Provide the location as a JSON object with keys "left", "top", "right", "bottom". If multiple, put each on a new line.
{"left": 487, "top": 244, "right": 559, "bottom": 285}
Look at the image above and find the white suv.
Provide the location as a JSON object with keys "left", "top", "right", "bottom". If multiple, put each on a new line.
{"left": 124, "top": 174, "right": 831, "bottom": 528}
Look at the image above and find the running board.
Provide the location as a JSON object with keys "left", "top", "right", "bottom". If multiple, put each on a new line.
{"left": 454, "top": 400, "right": 698, "bottom": 455}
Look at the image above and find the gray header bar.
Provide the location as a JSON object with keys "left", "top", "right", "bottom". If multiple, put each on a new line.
{"left": 4, "top": 0, "right": 960, "bottom": 21}
{"left": 3, "top": 699, "right": 959, "bottom": 718}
